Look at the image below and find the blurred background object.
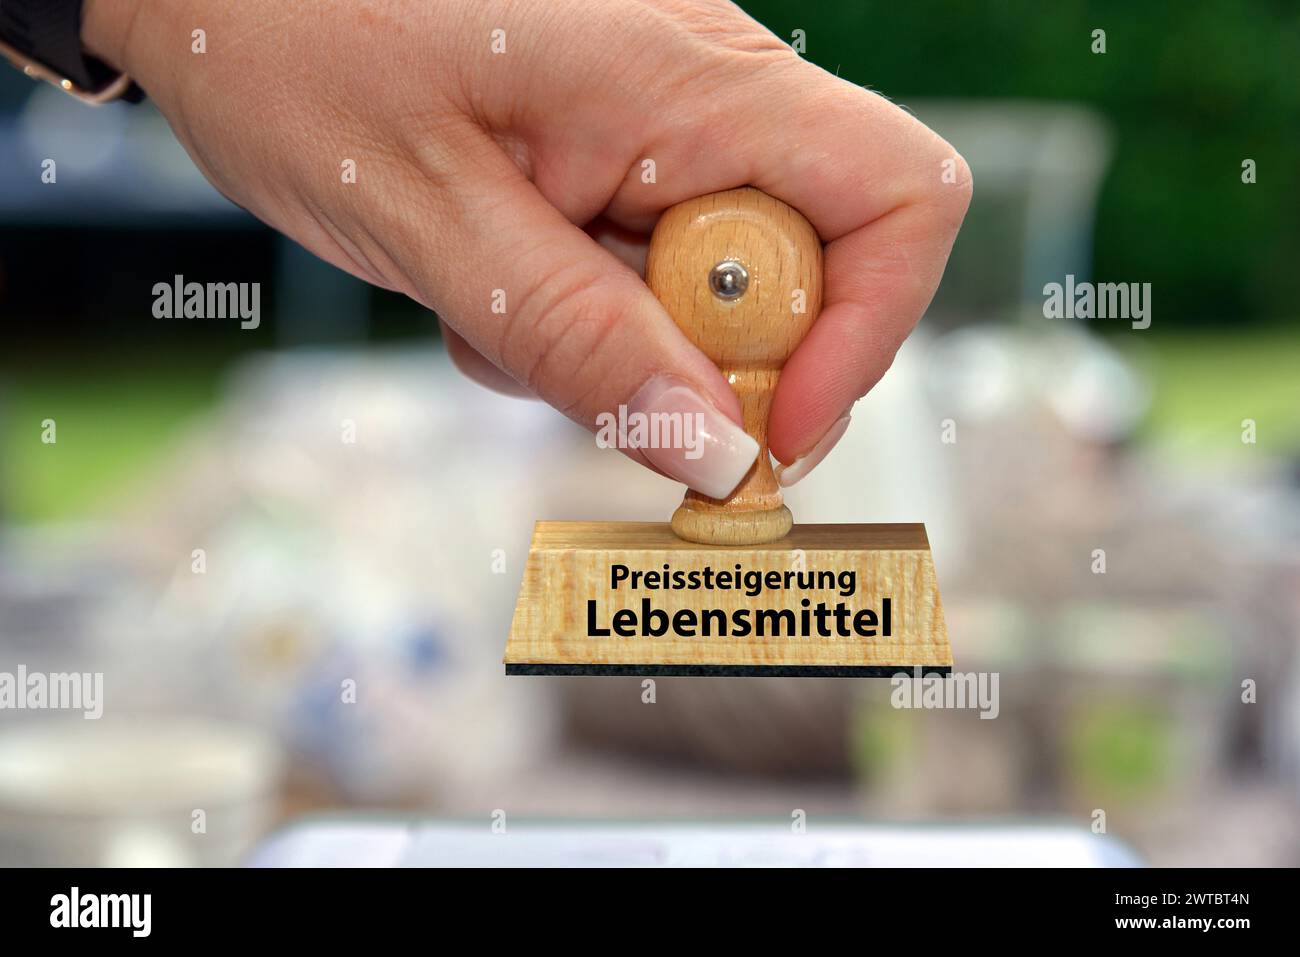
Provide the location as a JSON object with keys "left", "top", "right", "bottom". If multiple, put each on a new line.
{"left": 0, "top": 719, "right": 280, "bottom": 866}
{"left": 1, "top": 0, "right": 1298, "bottom": 866}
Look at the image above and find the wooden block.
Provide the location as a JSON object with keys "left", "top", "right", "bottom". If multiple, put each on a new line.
{"left": 504, "top": 521, "right": 951, "bottom": 677}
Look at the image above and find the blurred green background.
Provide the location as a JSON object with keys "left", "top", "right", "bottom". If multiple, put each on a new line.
{"left": 746, "top": 0, "right": 1300, "bottom": 323}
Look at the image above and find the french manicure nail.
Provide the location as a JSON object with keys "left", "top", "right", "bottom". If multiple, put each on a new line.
{"left": 627, "top": 376, "right": 759, "bottom": 499}
{"left": 775, "top": 413, "right": 852, "bottom": 488}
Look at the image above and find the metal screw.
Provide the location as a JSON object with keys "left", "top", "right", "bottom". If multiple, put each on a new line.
{"left": 708, "top": 260, "right": 749, "bottom": 301}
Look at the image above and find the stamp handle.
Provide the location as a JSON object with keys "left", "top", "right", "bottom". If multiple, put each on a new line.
{"left": 646, "top": 187, "right": 823, "bottom": 545}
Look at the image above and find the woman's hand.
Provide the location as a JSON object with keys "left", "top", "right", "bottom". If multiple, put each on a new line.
{"left": 84, "top": 0, "right": 971, "bottom": 497}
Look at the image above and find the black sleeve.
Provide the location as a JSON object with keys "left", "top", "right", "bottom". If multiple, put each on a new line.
{"left": 0, "top": 0, "right": 143, "bottom": 102}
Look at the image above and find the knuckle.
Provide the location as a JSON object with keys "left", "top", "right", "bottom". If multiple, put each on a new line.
{"left": 501, "top": 265, "right": 633, "bottom": 411}
{"left": 653, "top": 0, "right": 797, "bottom": 59}
{"left": 899, "top": 129, "right": 973, "bottom": 231}
{"left": 930, "top": 136, "right": 975, "bottom": 214}
{"left": 945, "top": 147, "right": 975, "bottom": 202}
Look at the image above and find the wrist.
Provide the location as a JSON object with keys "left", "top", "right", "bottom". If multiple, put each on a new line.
{"left": 81, "top": 0, "right": 144, "bottom": 74}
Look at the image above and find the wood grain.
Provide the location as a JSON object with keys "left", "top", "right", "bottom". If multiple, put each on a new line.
{"left": 528, "top": 521, "right": 932, "bottom": 552}
{"left": 505, "top": 521, "right": 951, "bottom": 675}
{"left": 646, "top": 188, "right": 823, "bottom": 546}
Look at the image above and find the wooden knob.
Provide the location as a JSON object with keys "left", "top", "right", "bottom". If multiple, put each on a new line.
{"left": 646, "top": 188, "right": 823, "bottom": 545}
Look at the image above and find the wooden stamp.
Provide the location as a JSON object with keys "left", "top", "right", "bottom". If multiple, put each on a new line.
{"left": 505, "top": 188, "right": 952, "bottom": 676}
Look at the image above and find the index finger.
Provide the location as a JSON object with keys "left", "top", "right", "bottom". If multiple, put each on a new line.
{"left": 744, "top": 74, "right": 973, "bottom": 466}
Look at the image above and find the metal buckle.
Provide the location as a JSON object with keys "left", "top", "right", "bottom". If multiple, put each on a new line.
{"left": 0, "top": 35, "right": 132, "bottom": 105}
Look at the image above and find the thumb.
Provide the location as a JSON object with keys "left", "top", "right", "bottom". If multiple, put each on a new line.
{"left": 391, "top": 145, "right": 758, "bottom": 500}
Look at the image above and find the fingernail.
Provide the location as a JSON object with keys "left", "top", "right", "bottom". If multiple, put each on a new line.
{"left": 627, "top": 376, "right": 759, "bottom": 499}
{"left": 775, "top": 413, "right": 852, "bottom": 488}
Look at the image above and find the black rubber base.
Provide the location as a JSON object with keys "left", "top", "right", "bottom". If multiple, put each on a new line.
{"left": 506, "top": 664, "right": 952, "bottom": 678}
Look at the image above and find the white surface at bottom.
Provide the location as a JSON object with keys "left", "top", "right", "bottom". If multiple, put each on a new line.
{"left": 248, "top": 820, "right": 1140, "bottom": 868}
